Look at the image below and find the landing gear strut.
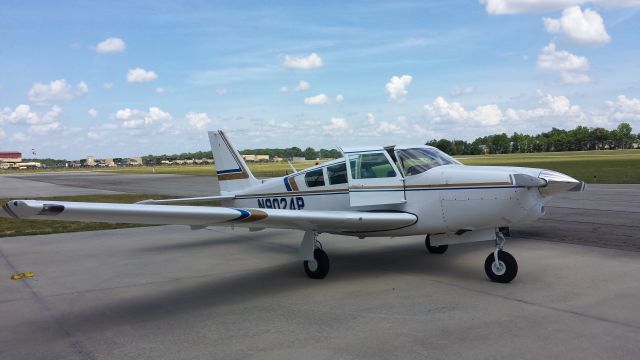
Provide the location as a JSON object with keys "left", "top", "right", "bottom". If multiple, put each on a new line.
{"left": 484, "top": 232, "right": 518, "bottom": 283}
{"left": 299, "top": 231, "right": 330, "bottom": 279}
{"left": 425, "top": 235, "right": 448, "bottom": 254}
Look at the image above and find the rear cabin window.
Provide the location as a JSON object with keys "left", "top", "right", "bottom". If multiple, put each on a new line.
{"left": 327, "top": 163, "right": 347, "bottom": 185}
{"left": 348, "top": 153, "right": 396, "bottom": 179}
{"left": 304, "top": 168, "right": 325, "bottom": 187}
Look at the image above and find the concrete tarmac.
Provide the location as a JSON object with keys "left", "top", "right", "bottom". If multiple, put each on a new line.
{"left": 1, "top": 226, "right": 639, "bottom": 360}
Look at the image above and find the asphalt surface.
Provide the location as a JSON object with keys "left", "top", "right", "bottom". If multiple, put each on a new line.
{"left": 1, "top": 227, "right": 639, "bottom": 360}
{"left": 1, "top": 172, "right": 639, "bottom": 359}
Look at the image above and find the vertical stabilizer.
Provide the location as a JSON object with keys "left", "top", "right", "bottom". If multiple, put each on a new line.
{"left": 208, "top": 130, "right": 260, "bottom": 194}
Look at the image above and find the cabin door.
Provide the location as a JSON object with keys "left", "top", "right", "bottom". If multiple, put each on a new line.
{"left": 342, "top": 149, "right": 406, "bottom": 207}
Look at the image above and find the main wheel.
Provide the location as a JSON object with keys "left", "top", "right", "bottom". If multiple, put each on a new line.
{"left": 425, "top": 235, "right": 448, "bottom": 254}
{"left": 484, "top": 250, "right": 518, "bottom": 283}
{"left": 304, "top": 248, "right": 330, "bottom": 279}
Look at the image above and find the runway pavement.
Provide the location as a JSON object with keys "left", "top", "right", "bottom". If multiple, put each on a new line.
{"left": 1, "top": 171, "right": 639, "bottom": 359}
{"left": 1, "top": 226, "right": 639, "bottom": 360}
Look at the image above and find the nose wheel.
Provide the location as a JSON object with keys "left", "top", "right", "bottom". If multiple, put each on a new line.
{"left": 484, "top": 232, "right": 518, "bottom": 283}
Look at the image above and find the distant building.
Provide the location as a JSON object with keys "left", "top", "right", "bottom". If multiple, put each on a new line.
{"left": 242, "top": 154, "right": 270, "bottom": 162}
{"left": 0, "top": 151, "right": 23, "bottom": 169}
{"left": 291, "top": 157, "right": 306, "bottom": 162}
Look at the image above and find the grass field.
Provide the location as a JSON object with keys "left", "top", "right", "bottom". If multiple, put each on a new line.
{"left": 2, "top": 150, "right": 639, "bottom": 183}
{"left": 0, "top": 194, "right": 178, "bottom": 238}
{"left": 458, "top": 149, "right": 640, "bottom": 184}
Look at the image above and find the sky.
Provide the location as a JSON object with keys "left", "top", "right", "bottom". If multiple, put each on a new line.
{"left": 1, "top": 0, "right": 639, "bottom": 159}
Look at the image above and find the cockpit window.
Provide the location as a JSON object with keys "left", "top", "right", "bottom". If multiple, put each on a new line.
{"left": 348, "top": 152, "right": 397, "bottom": 179}
{"left": 397, "top": 148, "right": 460, "bottom": 176}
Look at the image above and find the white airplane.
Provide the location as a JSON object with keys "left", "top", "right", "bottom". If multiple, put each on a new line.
{"left": 3, "top": 131, "right": 586, "bottom": 283}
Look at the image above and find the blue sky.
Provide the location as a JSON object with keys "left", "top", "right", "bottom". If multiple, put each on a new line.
{"left": 1, "top": 0, "right": 639, "bottom": 158}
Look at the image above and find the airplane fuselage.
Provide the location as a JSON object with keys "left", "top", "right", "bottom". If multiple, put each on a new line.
{"left": 227, "top": 160, "right": 547, "bottom": 237}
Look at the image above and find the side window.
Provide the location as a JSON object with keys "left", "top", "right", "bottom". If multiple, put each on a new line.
{"left": 327, "top": 163, "right": 347, "bottom": 185}
{"left": 348, "top": 153, "right": 397, "bottom": 179}
{"left": 304, "top": 168, "right": 325, "bottom": 187}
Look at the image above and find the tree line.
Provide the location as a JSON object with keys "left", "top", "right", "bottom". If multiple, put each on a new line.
{"left": 426, "top": 123, "right": 637, "bottom": 155}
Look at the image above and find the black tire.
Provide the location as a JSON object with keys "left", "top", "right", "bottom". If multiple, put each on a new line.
{"left": 484, "top": 250, "right": 518, "bottom": 283}
{"left": 425, "top": 235, "right": 448, "bottom": 254}
{"left": 304, "top": 248, "right": 330, "bottom": 279}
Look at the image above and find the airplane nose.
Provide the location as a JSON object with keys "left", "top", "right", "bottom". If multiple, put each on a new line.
{"left": 538, "top": 169, "right": 586, "bottom": 196}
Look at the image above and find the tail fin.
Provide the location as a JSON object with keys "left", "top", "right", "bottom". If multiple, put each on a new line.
{"left": 208, "top": 130, "right": 260, "bottom": 194}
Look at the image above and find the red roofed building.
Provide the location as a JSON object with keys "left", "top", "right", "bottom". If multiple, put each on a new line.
{"left": 0, "top": 152, "right": 22, "bottom": 169}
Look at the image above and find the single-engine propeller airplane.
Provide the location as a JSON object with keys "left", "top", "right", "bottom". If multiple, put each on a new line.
{"left": 3, "top": 131, "right": 586, "bottom": 283}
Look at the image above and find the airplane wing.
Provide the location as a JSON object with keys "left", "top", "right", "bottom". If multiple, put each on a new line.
{"left": 135, "top": 194, "right": 235, "bottom": 204}
{"left": 3, "top": 200, "right": 417, "bottom": 233}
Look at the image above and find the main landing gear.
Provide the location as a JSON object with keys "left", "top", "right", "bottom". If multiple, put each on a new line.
{"left": 484, "top": 232, "right": 518, "bottom": 283}
{"left": 425, "top": 235, "right": 448, "bottom": 254}
{"left": 299, "top": 231, "right": 330, "bottom": 279}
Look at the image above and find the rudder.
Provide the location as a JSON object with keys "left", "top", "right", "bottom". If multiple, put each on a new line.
{"left": 208, "top": 130, "right": 260, "bottom": 194}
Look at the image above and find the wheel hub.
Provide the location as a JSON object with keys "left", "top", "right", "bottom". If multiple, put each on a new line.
{"left": 307, "top": 260, "right": 318, "bottom": 272}
{"left": 492, "top": 260, "right": 506, "bottom": 276}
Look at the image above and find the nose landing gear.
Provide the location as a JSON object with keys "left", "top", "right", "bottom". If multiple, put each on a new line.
{"left": 484, "top": 232, "right": 518, "bottom": 283}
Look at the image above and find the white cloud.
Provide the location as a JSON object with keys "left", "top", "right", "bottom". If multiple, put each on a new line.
{"left": 367, "top": 113, "right": 376, "bottom": 124}
{"left": 88, "top": 108, "right": 98, "bottom": 118}
{"left": 115, "top": 107, "right": 171, "bottom": 128}
{"left": 560, "top": 71, "right": 591, "bottom": 84}
{"left": 186, "top": 112, "right": 213, "bottom": 129}
{"left": 95, "top": 37, "right": 126, "bottom": 53}
{"left": 335, "top": 94, "right": 344, "bottom": 103}
{"left": 322, "top": 117, "right": 348, "bottom": 132}
{"left": 304, "top": 93, "right": 331, "bottom": 105}
{"left": 294, "top": 80, "right": 311, "bottom": 92}
{"left": 481, "top": 0, "right": 583, "bottom": 14}
{"left": 376, "top": 121, "right": 406, "bottom": 135}
{"left": 87, "top": 131, "right": 100, "bottom": 140}
{"left": 279, "top": 86, "right": 289, "bottom": 93}
{"left": 425, "top": 97, "right": 503, "bottom": 126}
{"left": 215, "top": 88, "right": 227, "bottom": 95}
{"left": 482, "top": 0, "right": 640, "bottom": 14}
{"left": 282, "top": 53, "right": 323, "bottom": 70}
{"left": 155, "top": 87, "right": 165, "bottom": 94}
{"left": 28, "top": 79, "right": 88, "bottom": 103}
{"left": 0, "top": 104, "right": 64, "bottom": 135}
{"left": 11, "top": 132, "right": 30, "bottom": 142}
{"left": 543, "top": 6, "right": 610, "bottom": 46}
{"left": 126, "top": 68, "right": 158, "bottom": 83}
{"left": 450, "top": 86, "right": 475, "bottom": 97}
{"left": 606, "top": 95, "right": 640, "bottom": 121}
{"left": 385, "top": 75, "right": 413, "bottom": 102}
{"left": 0, "top": 127, "right": 4, "bottom": 139}
{"left": 537, "top": 43, "right": 589, "bottom": 72}
{"left": 30, "top": 122, "right": 61, "bottom": 135}
{"left": 103, "top": 83, "right": 114, "bottom": 89}
{"left": 1, "top": 104, "right": 38, "bottom": 124}
{"left": 505, "top": 91, "right": 582, "bottom": 121}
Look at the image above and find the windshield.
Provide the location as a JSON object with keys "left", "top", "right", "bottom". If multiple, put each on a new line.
{"left": 397, "top": 147, "right": 461, "bottom": 176}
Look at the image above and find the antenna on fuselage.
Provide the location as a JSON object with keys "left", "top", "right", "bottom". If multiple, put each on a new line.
{"left": 287, "top": 160, "right": 297, "bottom": 173}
